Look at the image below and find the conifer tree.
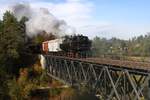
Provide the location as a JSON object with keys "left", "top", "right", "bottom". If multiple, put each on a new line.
{"left": 0, "top": 11, "right": 24, "bottom": 73}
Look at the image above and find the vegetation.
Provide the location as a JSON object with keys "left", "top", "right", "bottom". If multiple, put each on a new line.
{"left": 8, "top": 63, "right": 50, "bottom": 100}
{"left": 0, "top": 68, "right": 10, "bottom": 100}
{"left": 0, "top": 11, "right": 56, "bottom": 75}
{"left": 92, "top": 34, "right": 150, "bottom": 59}
{"left": 0, "top": 11, "right": 24, "bottom": 73}
{"left": 0, "top": 11, "right": 57, "bottom": 99}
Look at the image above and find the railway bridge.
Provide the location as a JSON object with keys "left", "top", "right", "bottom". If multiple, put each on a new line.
{"left": 43, "top": 55, "right": 150, "bottom": 100}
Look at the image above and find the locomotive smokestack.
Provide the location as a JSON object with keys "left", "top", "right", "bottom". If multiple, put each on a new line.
{"left": 9, "top": 3, "right": 75, "bottom": 37}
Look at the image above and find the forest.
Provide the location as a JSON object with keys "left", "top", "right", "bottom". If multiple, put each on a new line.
{"left": 92, "top": 34, "right": 150, "bottom": 61}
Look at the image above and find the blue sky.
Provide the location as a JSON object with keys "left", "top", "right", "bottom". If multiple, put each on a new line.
{"left": 0, "top": 0, "right": 150, "bottom": 39}
{"left": 94, "top": 0, "right": 150, "bottom": 24}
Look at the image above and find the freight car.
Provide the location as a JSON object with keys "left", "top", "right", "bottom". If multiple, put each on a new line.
{"left": 42, "top": 35, "right": 92, "bottom": 58}
{"left": 42, "top": 39, "right": 63, "bottom": 53}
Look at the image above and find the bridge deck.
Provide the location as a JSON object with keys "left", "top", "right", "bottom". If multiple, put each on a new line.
{"left": 86, "top": 58, "right": 150, "bottom": 71}
{"left": 46, "top": 55, "right": 150, "bottom": 73}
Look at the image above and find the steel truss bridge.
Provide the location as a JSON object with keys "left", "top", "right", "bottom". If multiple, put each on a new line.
{"left": 44, "top": 55, "right": 150, "bottom": 100}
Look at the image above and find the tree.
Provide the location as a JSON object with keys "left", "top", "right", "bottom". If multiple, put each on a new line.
{"left": 0, "top": 11, "right": 25, "bottom": 74}
{"left": 0, "top": 20, "right": 3, "bottom": 43}
{"left": 19, "top": 16, "right": 28, "bottom": 42}
{"left": 0, "top": 68, "right": 10, "bottom": 99}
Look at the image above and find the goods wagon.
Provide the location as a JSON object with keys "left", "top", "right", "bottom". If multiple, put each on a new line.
{"left": 42, "top": 39, "right": 63, "bottom": 53}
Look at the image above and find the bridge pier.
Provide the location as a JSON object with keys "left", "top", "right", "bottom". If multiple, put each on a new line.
{"left": 44, "top": 55, "right": 150, "bottom": 100}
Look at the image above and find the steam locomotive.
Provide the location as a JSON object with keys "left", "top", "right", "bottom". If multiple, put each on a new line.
{"left": 42, "top": 35, "right": 92, "bottom": 58}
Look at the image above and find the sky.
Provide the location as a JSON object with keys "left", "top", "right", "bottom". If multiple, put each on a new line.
{"left": 0, "top": 0, "right": 150, "bottom": 39}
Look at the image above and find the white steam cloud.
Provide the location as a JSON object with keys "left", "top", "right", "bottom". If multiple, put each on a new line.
{"left": 10, "top": 3, "right": 75, "bottom": 37}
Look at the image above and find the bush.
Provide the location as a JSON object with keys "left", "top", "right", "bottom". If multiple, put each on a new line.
{"left": 8, "top": 77, "right": 38, "bottom": 100}
{"left": 8, "top": 64, "right": 51, "bottom": 99}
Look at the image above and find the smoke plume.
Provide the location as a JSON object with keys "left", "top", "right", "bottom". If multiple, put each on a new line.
{"left": 10, "top": 3, "right": 75, "bottom": 37}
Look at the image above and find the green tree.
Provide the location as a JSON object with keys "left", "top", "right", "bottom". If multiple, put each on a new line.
{"left": 92, "top": 36, "right": 110, "bottom": 57}
{"left": 0, "top": 11, "right": 25, "bottom": 74}
{"left": 141, "top": 37, "right": 150, "bottom": 56}
{"left": 0, "top": 20, "right": 3, "bottom": 43}
{"left": 19, "top": 16, "right": 28, "bottom": 42}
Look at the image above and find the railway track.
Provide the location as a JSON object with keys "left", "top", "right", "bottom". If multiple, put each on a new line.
{"left": 45, "top": 55, "right": 150, "bottom": 74}
{"left": 86, "top": 58, "right": 150, "bottom": 71}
